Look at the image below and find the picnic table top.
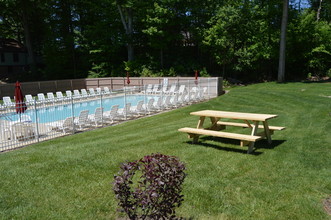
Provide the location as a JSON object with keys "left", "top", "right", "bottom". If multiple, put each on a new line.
{"left": 190, "top": 110, "right": 278, "bottom": 121}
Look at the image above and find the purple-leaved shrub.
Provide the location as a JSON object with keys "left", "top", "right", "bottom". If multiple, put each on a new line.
{"left": 113, "top": 153, "right": 186, "bottom": 219}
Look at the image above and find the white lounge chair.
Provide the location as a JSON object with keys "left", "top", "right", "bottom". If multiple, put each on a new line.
{"left": 47, "top": 92, "right": 57, "bottom": 103}
{"left": 193, "top": 88, "right": 203, "bottom": 102}
{"left": 131, "top": 100, "right": 145, "bottom": 116}
{"left": 96, "top": 88, "right": 102, "bottom": 96}
{"left": 199, "top": 87, "right": 207, "bottom": 100}
{"left": 104, "top": 105, "right": 119, "bottom": 123}
{"left": 37, "top": 93, "right": 49, "bottom": 103}
{"left": 153, "top": 97, "right": 163, "bottom": 111}
{"left": 88, "top": 107, "right": 103, "bottom": 127}
{"left": 19, "top": 115, "right": 32, "bottom": 123}
{"left": 163, "top": 96, "right": 173, "bottom": 109}
{"left": 151, "top": 84, "right": 160, "bottom": 94}
{"left": 177, "top": 92, "right": 188, "bottom": 105}
{"left": 103, "top": 87, "right": 111, "bottom": 95}
{"left": 176, "top": 85, "right": 186, "bottom": 95}
{"left": 25, "top": 94, "right": 35, "bottom": 105}
{"left": 118, "top": 103, "right": 133, "bottom": 119}
{"left": 3, "top": 96, "right": 15, "bottom": 107}
{"left": 142, "top": 98, "right": 155, "bottom": 113}
{"left": 142, "top": 84, "right": 153, "bottom": 94}
{"left": 170, "top": 94, "right": 179, "bottom": 108}
{"left": 74, "top": 110, "right": 90, "bottom": 130}
{"left": 11, "top": 122, "right": 35, "bottom": 141}
{"left": 73, "top": 90, "right": 82, "bottom": 99}
{"left": 165, "top": 84, "right": 177, "bottom": 95}
{"left": 50, "top": 117, "right": 74, "bottom": 134}
{"left": 0, "top": 119, "right": 11, "bottom": 140}
{"left": 80, "top": 89, "right": 90, "bottom": 98}
{"left": 56, "top": 91, "right": 67, "bottom": 102}
{"left": 66, "top": 90, "right": 73, "bottom": 99}
{"left": 88, "top": 88, "right": 96, "bottom": 97}
{"left": 156, "top": 84, "right": 168, "bottom": 94}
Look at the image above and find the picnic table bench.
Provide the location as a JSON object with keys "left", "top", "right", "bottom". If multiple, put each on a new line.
{"left": 178, "top": 110, "right": 285, "bottom": 153}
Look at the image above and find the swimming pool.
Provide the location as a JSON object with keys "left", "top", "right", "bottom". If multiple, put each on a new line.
{"left": 3, "top": 95, "right": 160, "bottom": 123}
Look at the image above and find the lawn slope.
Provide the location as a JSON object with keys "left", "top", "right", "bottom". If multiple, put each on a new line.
{"left": 0, "top": 82, "right": 330, "bottom": 219}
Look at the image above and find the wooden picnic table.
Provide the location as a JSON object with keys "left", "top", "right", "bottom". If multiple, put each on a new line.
{"left": 178, "top": 110, "right": 285, "bottom": 153}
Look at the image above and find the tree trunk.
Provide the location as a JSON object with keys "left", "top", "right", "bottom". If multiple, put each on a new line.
{"left": 317, "top": 0, "right": 323, "bottom": 21}
{"left": 127, "top": 8, "right": 133, "bottom": 61}
{"left": 21, "top": 1, "right": 37, "bottom": 73}
{"left": 117, "top": 3, "right": 134, "bottom": 61}
{"left": 277, "top": 0, "right": 289, "bottom": 82}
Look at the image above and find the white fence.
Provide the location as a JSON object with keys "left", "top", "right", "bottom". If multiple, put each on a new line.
{"left": 0, "top": 78, "right": 220, "bottom": 152}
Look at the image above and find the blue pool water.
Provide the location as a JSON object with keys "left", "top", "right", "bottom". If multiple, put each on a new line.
{"left": 4, "top": 95, "right": 160, "bottom": 123}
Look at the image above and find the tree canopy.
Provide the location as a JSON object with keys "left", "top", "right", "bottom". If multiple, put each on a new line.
{"left": 0, "top": 0, "right": 330, "bottom": 82}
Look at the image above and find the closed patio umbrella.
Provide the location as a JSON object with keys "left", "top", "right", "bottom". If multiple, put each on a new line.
{"left": 195, "top": 70, "right": 199, "bottom": 85}
{"left": 126, "top": 71, "right": 130, "bottom": 85}
{"left": 14, "top": 81, "right": 27, "bottom": 116}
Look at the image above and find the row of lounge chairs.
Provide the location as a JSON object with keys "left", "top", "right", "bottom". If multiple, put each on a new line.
{"left": 1, "top": 84, "right": 204, "bottom": 109}
{"left": 143, "top": 84, "right": 186, "bottom": 95}
{"left": 47, "top": 103, "right": 137, "bottom": 134}
{"left": 47, "top": 91, "right": 204, "bottom": 134}
{"left": 1, "top": 87, "right": 114, "bottom": 107}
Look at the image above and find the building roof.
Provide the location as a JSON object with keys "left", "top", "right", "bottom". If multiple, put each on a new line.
{"left": 0, "top": 38, "right": 27, "bottom": 52}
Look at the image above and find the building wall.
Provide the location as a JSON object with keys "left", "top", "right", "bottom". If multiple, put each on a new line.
{"left": 0, "top": 52, "right": 27, "bottom": 77}
{"left": 0, "top": 52, "right": 27, "bottom": 66}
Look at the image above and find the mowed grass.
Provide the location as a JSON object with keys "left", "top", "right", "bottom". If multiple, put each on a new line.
{"left": 0, "top": 82, "right": 330, "bottom": 219}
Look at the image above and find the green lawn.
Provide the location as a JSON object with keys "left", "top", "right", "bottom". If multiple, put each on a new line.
{"left": 0, "top": 82, "right": 330, "bottom": 219}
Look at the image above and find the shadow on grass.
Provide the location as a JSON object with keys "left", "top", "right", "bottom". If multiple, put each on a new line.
{"left": 183, "top": 137, "right": 286, "bottom": 156}
{"left": 302, "top": 77, "right": 331, "bottom": 84}
{"left": 254, "top": 139, "right": 286, "bottom": 150}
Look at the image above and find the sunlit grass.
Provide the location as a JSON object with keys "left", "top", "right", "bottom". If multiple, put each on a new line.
{"left": 0, "top": 82, "right": 330, "bottom": 219}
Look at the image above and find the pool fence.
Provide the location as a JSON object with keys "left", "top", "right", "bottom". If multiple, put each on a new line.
{"left": 0, "top": 77, "right": 223, "bottom": 152}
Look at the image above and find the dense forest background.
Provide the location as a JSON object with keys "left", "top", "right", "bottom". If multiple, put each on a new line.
{"left": 0, "top": 0, "right": 330, "bottom": 82}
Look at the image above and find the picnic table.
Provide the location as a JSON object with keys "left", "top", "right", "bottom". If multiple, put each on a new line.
{"left": 178, "top": 110, "right": 285, "bottom": 153}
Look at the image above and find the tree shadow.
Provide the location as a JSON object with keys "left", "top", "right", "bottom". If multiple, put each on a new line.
{"left": 183, "top": 137, "right": 286, "bottom": 156}
{"left": 302, "top": 77, "right": 331, "bottom": 84}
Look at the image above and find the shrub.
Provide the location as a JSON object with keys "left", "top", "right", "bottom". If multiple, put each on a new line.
{"left": 113, "top": 153, "right": 186, "bottom": 219}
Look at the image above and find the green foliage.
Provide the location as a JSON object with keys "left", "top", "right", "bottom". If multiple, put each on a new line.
{"left": 0, "top": 0, "right": 330, "bottom": 81}
{"left": 139, "top": 65, "right": 155, "bottom": 77}
{"left": 88, "top": 62, "right": 109, "bottom": 78}
{"left": 202, "top": 2, "right": 280, "bottom": 80}
{"left": 287, "top": 10, "right": 331, "bottom": 78}
{"left": 199, "top": 67, "right": 210, "bottom": 77}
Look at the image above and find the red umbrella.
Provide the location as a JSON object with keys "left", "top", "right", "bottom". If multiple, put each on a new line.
{"left": 14, "top": 81, "right": 27, "bottom": 114}
{"left": 126, "top": 71, "right": 131, "bottom": 85}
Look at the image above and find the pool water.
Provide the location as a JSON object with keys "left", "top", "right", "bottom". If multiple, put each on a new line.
{"left": 4, "top": 95, "right": 160, "bottom": 123}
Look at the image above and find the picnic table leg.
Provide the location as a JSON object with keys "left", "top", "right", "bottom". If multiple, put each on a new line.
{"left": 197, "top": 116, "right": 205, "bottom": 129}
{"left": 192, "top": 134, "right": 200, "bottom": 143}
{"left": 210, "top": 117, "right": 221, "bottom": 130}
{"left": 263, "top": 121, "right": 272, "bottom": 144}
{"left": 248, "top": 121, "right": 259, "bottom": 153}
{"left": 191, "top": 116, "right": 206, "bottom": 143}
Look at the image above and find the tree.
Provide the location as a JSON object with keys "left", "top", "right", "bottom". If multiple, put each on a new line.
{"left": 0, "top": 0, "right": 42, "bottom": 77}
{"left": 115, "top": 0, "right": 135, "bottom": 62}
{"left": 278, "top": 0, "right": 289, "bottom": 82}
